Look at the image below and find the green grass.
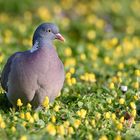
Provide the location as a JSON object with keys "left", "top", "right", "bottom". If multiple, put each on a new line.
{"left": 0, "top": 0, "right": 140, "bottom": 139}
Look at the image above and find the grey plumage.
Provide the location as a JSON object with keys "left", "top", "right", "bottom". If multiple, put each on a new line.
{"left": 1, "top": 23, "right": 65, "bottom": 109}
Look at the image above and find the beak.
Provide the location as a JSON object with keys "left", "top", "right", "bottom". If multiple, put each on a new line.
{"left": 55, "top": 33, "right": 65, "bottom": 42}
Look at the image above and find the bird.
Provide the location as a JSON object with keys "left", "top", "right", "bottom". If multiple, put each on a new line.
{"left": 0, "top": 23, "right": 65, "bottom": 109}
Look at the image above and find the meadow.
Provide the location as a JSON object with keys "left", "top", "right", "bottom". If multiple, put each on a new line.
{"left": 0, "top": 0, "right": 140, "bottom": 139}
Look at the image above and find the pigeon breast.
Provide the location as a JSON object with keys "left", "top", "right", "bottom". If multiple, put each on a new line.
{"left": 7, "top": 45, "right": 65, "bottom": 106}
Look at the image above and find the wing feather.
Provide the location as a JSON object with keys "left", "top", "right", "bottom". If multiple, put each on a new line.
{"left": 0, "top": 52, "right": 21, "bottom": 92}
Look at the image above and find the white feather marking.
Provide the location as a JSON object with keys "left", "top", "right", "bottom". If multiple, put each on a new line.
{"left": 30, "top": 41, "right": 39, "bottom": 53}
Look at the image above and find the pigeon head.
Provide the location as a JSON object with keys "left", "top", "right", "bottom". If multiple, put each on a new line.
{"left": 32, "top": 23, "right": 65, "bottom": 45}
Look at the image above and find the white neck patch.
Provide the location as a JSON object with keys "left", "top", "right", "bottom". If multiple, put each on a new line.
{"left": 30, "top": 41, "right": 39, "bottom": 53}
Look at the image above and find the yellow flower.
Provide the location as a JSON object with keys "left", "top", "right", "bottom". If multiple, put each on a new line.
{"left": 119, "top": 98, "right": 125, "bottom": 105}
{"left": 71, "top": 78, "right": 77, "bottom": 85}
{"left": 120, "top": 116, "right": 124, "bottom": 123}
{"left": 104, "top": 112, "right": 110, "bottom": 119}
{"left": 19, "top": 112, "right": 25, "bottom": 119}
{"left": 131, "top": 109, "right": 137, "bottom": 117}
{"left": 27, "top": 103, "right": 32, "bottom": 110}
{"left": 96, "top": 19, "right": 105, "bottom": 29}
{"left": 17, "top": 99, "right": 23, "bottom": 107}
{"left": 3, "top": 29, "right": 12, "bottom": 44}
{"left": 25, "top": 112, "right": 31, "bottom": 121}
{"left": 87, "top": 30, "right": 96, "bottom": 40}
{"left": 118, "top": 77, "right": 122, "bottom": 83}
{"left": 134, "top": 95, "right": 138, "bottom": 100}
{"left": 0, "top": 87, "right": 5, "bottom": 93}
{"left": 91, "top": 119, "right": 96, "bottom": 127}
{"left": 14, "top": 116, "right": 18, "bottom": 121}
{"left": 112, "top": 76, "right": 117, "bottom": 83}
{"left": 33, "top": 113, "right": 39, "bottom": 121}
{"left": 109, "top": 82, "right": 115, "bottom": 89}
{"left": 116, "top": 122, "right": 123, "bottom": 131}
{"left": 69, "top": 67, "right": 75, "bottom": 74}
{"left": 57, "top": 125, "right": 65, "bottom": 136}
{"left": 0, "top": 53, "right": 4, "bottom": 63}
{"left": 63, "top": 121, "right": 70, "bottom": 128}
{"left": 0, "top": 121, "right": 6, "bottom": 129}
{"left": 22, "top": 39, "right": 31, "bottom": 46}
{"left": 107, "top": 98, "right": 112, "bottom": 104}
{"left": 73, "top": 119, "right": 81, "bottom": 128}
{"left": 18, "top": 24, "right": 26, "bottom": 34}
{"left": 67, "top": 78, "right": 72, "bottom": 86}
{"left": 53, "top": 105, "right": 60, "bottom": 112}
{"left": 85, "top": 119, "right": 89, "bottom": 125}
{"left": 130, "top": 102, "right": 136, "bottom": 109}
{"left": 64, "top": 47, "right": 72, "bottom": 57}
{"left": 11, "top": 126, "right": 16, "bottom": 132}
{"left": 118, "top": 63, "right": 124, "bottom": 70}
{"left": 0, "top": 13, "right": 9, "bottom": 23}
{"left": 77, "top": 109, "right": 87, "bottom": 119}
{"left": 61, "top": 17, "right": 70, "bottom": 28}
{"left": 80, "top": 73, "right": 96, "bottom": 82}
{"left": 53, "top": 5, "right": 62, "bottom": 15}
{"left": 51, "top": 115, "right": 56, "bottom": 123}
{"left": 87, "top": 134, "right": 93, "bottom": 140}
{"left": 66, "top": 72, "right": 71, "bottom": 79}
{"left": 104, "top": 56, "right": 112, "bottom": 65}
{"left": 65, "top": 58, "right": 76, "bottom": 67}
{"left": 88, "top": 73, "right": 96, "bottom": 82}
{"left": 29, "top": 117, "right": 34, "bottom": 123}
{"left": 22, "top": 121, "right": 27, "bottom": 127}
{"left": 135, "top": 69, "right": 140, "bottom": 76}
{"left": 42, "top": 96, "right": 49, "bottom": 109}
{"left": 114, "top": 135, "right": 122, "bottom": 140}
{"left": 111, "top": 113, "right": 116, "bottom": 120}
{"left": 75, "top": 3, "right": 87, "bottom": 15}
{"left": 67, "top": 77, "right": 76, "bottom": 86}
{"left": 133, "top": 82, "right": 139, "bottom": 89}
{"left": 20, "top": 135, "right": 27, "bottom": 140}
{"left": 111, "top": 38, "right": 118, "bottom": 46}
{"left": 46, "top": 123, "right": 56, "bottom": 136}
{"left": 68, "top": 126, "right": 74, "bottom": 135}
{"left": 80, "top": 53, "right": 86, "bottom": 61}
{"left": 99, "top": 135, "right": 108, "bottom": 140}
{"left": 37, "top": 6, "right": 51, "bottom": 21}
{"left": 117, "top": 71, "right": 122, "bottom": 77}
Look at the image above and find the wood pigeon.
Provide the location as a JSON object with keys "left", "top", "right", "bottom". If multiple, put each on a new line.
{"left": 0, "top": 23, "right": 65, "bottom": 109}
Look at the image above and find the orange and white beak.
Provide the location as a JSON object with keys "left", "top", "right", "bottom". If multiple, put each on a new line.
{"left": 55, "top": 33, "right": 65, "bottom": 42}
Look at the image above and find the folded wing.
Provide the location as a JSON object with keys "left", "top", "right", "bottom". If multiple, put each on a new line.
{"left": 1, "top": 52, "right": 21, "bottom": 92}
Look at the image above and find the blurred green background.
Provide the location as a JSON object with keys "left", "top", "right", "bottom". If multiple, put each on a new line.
{"left": 0, "top": 0, "right": 140, "bottom": 73}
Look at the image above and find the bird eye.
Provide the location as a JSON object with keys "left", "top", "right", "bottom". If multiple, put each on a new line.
{"left": 48, "top": 29, "right": 51, "bottom": 32}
